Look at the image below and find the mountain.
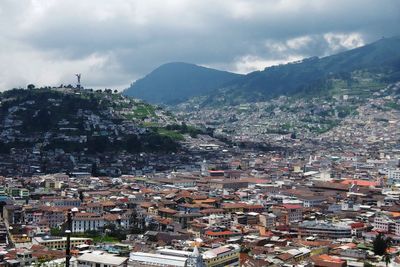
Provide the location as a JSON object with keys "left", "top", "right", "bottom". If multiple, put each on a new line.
{"left": 124, "top": 62, "right": 243, "bottom": 104}
{"left": 203, "top": 36, "right": 400, "bottom": 105}
{"left": 125, "top": 37, "right": 400, "bottom": 107}
{"left": 0, "top": 87, "right": 184, "bottom": 154}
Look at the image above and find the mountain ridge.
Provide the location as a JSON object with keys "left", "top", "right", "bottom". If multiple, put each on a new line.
{"left": 203, "top": 36, "right": 400, "bottom": 105}
{"left": 124, "top": 62, "right": 243, "bottom": 104}
{"left": 125, "top": 36, "right": 400, "bottom": 106}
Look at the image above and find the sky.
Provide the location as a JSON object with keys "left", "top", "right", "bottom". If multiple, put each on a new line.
{"left": 0, "top": 0, "right": 399, "bottom": 90}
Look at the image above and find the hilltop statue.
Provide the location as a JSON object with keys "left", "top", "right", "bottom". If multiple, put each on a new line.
{"left": 75, "top": 73, "right": 81, "bottom": 89}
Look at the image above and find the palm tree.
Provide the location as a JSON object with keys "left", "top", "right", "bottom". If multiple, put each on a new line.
{"left": 373, "top": 233, "right": 391, "bottom": 255}
{"left": 383, "top": 253, "right": 391, "bottom": 267}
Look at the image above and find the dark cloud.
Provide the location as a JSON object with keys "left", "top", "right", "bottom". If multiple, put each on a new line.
{"left": 0, "top": 0, "right": 399, "bottom": 90}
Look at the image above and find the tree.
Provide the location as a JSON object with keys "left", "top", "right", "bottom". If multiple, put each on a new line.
{"left": 383, "top": 253, "right": 391, "bottom": 267}
{"left": 50, "top": 227, "right": 62, "bottom": 236}
{"left": 125, "top": 135, "right": 141, "bottom": 153}
{"left": 27, "top": 84, "right": 35, "bottom": 90}
{"left": 36, "top": 255, "right": 54, "bottom": 267}
{"left": 79, "top": 190, "right": 85, "bottom": 202}
{"left": 373, "top": 233, "right": 391, "bottom": 256}
{"left": 91, "top": 163, "right": 98, "bottom": 177}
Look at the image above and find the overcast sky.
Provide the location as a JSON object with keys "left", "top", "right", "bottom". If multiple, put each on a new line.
{"left": 0, "top": 0, "right": 399, "bottom": 90}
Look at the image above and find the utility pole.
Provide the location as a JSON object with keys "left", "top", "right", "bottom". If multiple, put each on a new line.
{"left": 66, "top": 209, "right": 72, "bottom": 267}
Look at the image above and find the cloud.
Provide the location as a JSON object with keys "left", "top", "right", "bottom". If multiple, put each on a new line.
{"left": 0, "top": 0, "right": 399, "bottom": 90}
{"left": 0, "top": 37, "right": 130, "bottom": 90}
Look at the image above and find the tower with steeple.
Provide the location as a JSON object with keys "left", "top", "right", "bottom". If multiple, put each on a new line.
{"left": 185, "top": 246, "right": 204, "bottom": 267}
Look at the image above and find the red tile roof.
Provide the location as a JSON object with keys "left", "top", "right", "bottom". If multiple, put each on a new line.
{"left": 340, "top": 179, "right": 378, "bottom": 187}
{"left": 205, "top": 230, "right": 236, "bottom": 236}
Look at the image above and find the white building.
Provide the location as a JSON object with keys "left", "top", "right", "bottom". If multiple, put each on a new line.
{"left": 32, "top": 236, "right": 91, "bottom": 250}
{"left": 72, "top": 212, "right": 105, "bottom": 233}
{"left": 374, "top": 213, "right": 395, "bottom": 233}
{"left": 388, "top": 169, "right": 400, "bottom": 185}
{"left": 129, "top": 247, "right": 204, "bottom": 267}
{"left": 77, "top": 252, "right": 127, "bottom": 267}
{"left": 207, "top": 214, "right": 232, "bottom": 228}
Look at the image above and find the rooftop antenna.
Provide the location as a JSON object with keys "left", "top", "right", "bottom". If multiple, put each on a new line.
{"left": 75, "top": 73, "right": 81, "bottom": 89}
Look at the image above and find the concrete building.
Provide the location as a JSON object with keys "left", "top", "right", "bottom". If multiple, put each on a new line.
{"left": 202, "top": 244, "right": 240, "bottom": 267}
{"left": 77, "top": 252, "right": 128, "bottom": 267}
{"left": 299, "top": 195, "right": 325, "bottom": 208}
{"left": 32, "top": 236, "right": 92, "bottom": 250}
{"left": 374, "top": 213, "right": 398, "bottom": 234}
{"left": 298, "top": 221, "right": 352, "bottom": 238}
{"left": 129, "top": 247, "right": 204, "bottom": 267}
{"left": 129, "top": 252, "right": 188, "bottom": 267}
{"left": 209, "top": 180, "right": 249, "bottom": 190}
{"left": 388, "top": 169, "right": 400, "bottom": 185}
{"left": 271, "top": 204, "right": 303, "bottom": 225}
{"left": 259, "top": 212, "right": 276, "bottom": 229}
{"left": 72, "top": 212, "right": 105, "bottom": 233}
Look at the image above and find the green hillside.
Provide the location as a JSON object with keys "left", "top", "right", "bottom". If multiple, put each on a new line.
{"left": 201, "top": 36, "right": 400, "bottom": 105}
{"left": 0, "top": 88, "right": 184, "bottom": 154}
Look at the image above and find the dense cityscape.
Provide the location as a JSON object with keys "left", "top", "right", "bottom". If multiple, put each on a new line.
{"left": 0, "top": 78, "right": 398, "bottom": 266}
{"left": 1, "top": 1, "right": 400, "bottom": 267}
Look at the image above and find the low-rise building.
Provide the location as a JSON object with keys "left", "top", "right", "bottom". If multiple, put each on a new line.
{"left": 72, "top": 212, "right": 105, "bottom": 233}
{"left": 298, "top": 221, "right": 352, "bottom": 239}
{"left": 77, "top": 252, "right": 128, "bottom": 267}
{"left": 32, "top": 236, "right": 92, "bottom": 250}
{"left": 271, "top": 204, "right": 303, "bottom": 225}
{"left": 259, "top": 212, "right": 276, "bottom": 229}
{"left": 203, "top": 244, "right": 240, "bottom": 267}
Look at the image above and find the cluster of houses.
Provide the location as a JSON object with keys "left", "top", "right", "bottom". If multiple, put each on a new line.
{"left": 0, "top": 146, "right": 399, "bottom": 266}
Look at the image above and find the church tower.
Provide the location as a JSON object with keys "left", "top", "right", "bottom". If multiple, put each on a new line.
{"left": 185, "top": 246, "right": 205, "bottom": 267}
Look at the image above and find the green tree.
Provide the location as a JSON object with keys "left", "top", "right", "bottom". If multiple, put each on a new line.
{"left": 125, "top": 135, "right": 142, "bottom": 153}
{"left": 79, "top": 190, "right": 85, "bottom": 202}
{"left": 36, "top": 256, "right": 50, "bottom": 267}
{"left": 91, "top": 163, "right": 98, "bottom": 177}
{"left": 50, "top": 227, "right": 62, "bottom": 236}
{"left": 27, "top": 84, "right": 35, "bottom": 90}
{"left": 383, "top": 253, "right": 391, "bottom": 267}
{"left": 373, "top": 233, "right": 391, "bottom": 256}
